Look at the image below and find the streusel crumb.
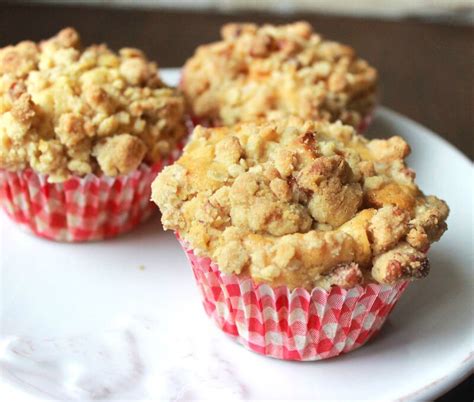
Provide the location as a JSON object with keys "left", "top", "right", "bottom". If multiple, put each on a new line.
{"left": 0, "top": 28, "right": 186, "bottom": 182}
{"left": 152, "top": 117, "right": 449, "bottom": 290}
{"left": 181, "top": 21, "right": 377, "bottom": 129}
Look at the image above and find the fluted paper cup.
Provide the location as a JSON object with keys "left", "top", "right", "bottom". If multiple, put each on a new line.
{"left": 178, "top": 237, "right": 408, "bottom": 361}
{"left": 0, "top": 151, "right": 180, "bottom": 242}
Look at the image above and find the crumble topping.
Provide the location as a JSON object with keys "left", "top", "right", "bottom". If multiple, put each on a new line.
{"left": 0, "top": 28, "right": 186, "bottom": 182}
{"left": 181, "top": 21, "right": 377, "bottom": 129}
{"left": 152, "top": 117, "right": 449, "bottom": 290}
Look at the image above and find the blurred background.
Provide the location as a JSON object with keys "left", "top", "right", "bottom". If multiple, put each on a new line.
{"left": 10, "top": 0, "right": 474, "bottom": 22}
{"left": 1, "top": 0, "right": 471, "bottom": 160}
{"left": 0, "top": 0, "right": 472, "bottom": 399}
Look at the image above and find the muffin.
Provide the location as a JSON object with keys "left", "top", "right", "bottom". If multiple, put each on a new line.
{"left": 0, "top": 28, "right": 187, "bottom": 241}
{"left": 181, "top": 21, "right": 377, "bottom": 131}
{"left": 151, "top": 117, "right": 449, "bottom": 361}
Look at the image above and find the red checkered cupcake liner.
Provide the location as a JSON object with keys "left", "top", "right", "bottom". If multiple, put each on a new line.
{"left": 178, "top": 238, "right": 409, "bottom": 361}
{"left": 0, "top": 157, "right": 174, "bottom": 242}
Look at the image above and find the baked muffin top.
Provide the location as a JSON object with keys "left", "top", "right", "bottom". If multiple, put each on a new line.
{"left": 181, "top": 21, "right": 377, "bottom": 129}
{"left": 0, "top": 28, "right": 186, "bottom": 182}
{"left": 152, "top": 117, "right": 449, "bottom": 290}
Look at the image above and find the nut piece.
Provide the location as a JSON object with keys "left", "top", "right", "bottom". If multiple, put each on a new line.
{"left": 372, "top": 243, "right": 429, "bottom": 284}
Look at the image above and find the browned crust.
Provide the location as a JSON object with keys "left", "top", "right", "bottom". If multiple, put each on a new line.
{"left": 151, "top": 117, "right": 449, "bottom": 290}
{"left": 0, "top": 28, "right": 186, "bottom": 182}
{"left": 181, "top": 21, "right": 377, "bottom": 129}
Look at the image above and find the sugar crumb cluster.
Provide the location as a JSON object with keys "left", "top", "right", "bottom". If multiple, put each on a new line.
{"left": 182, "top": 21, "right": 377, "bottom": 129}
{"left": 0, "top": 28, "right": 186, "bottom": 182}
{"left": 152, "top": 117, "right": 449, "bottom": 289}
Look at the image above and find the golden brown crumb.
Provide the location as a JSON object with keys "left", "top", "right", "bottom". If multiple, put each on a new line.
{"left": 0, "top": 28, "right": 186, "bottom": 182}
{"left": 151, "top": 117, "right": 449, "bottom": 290}
{"left": 320, "top": 263, "right": 364, "bottom": 288}
{"left": 92, "top": 134, "right": 147, "bottom": 176}
{"left": 181, "top": 21, "right": 377, "bottom": 129}
{"left": 368, "top": 205, "right": 410, "bottom": 254}
{"left": 372, "top": 243, "right": 430, "bottom": 284}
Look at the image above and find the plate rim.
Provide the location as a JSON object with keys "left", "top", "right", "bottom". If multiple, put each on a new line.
{"left": 368, "top": 105, "right": 473, "bottom": 401}
{"left": 1, "top": 68, "right": 473, "bottom": 401}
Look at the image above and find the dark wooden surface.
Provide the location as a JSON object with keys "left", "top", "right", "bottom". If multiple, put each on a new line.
{"left": 0, "top": 3, "right": 472, "bottom": 401}
{"left": 0, "top": 3, "right": 472, "bottom": 159}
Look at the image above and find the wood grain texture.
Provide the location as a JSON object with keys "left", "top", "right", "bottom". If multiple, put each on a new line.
{"left": 0, "top": 2, "right": 472, "bottom": 159}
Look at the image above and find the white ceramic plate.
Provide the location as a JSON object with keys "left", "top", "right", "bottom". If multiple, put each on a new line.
{"left": 1, "top": 69, "right": 473, "bottom": 401}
